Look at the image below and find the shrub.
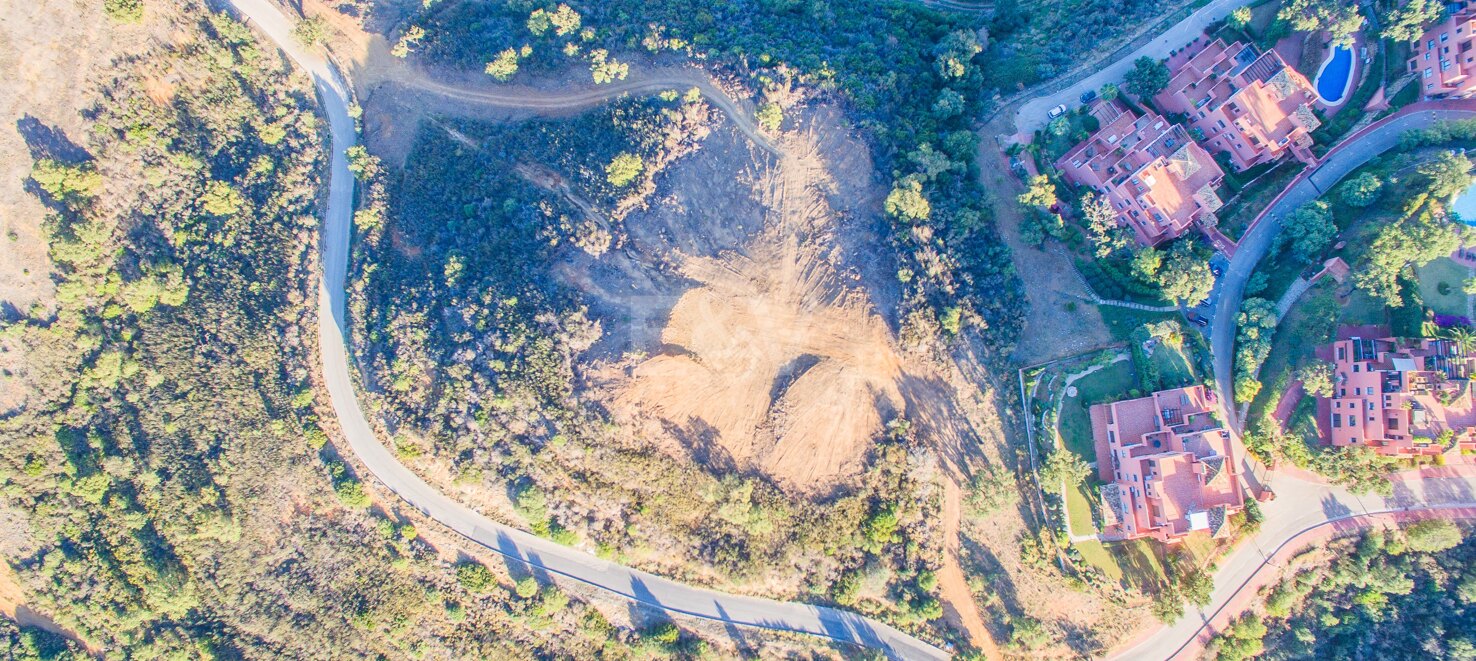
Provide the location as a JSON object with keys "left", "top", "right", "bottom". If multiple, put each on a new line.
{"left": 456, "top": 562, "right": 496, "bottom": 592}
{"left": 604, "top": 152, "right": 643, "bottom": 187}
{"left": 756, "top": 102, "right": 783, "bottom": 131}
{"left": 1403, "top": 519, "right": 1464, "bottom": 553}
{"left": 104, "top": 0, "right": 143, "bottom": 22}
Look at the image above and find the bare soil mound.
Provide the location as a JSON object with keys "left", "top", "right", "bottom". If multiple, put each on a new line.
{"left": 583, "top": 114, "right": 916, "bottom": 494}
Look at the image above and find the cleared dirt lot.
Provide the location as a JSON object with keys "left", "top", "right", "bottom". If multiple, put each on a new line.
{"left": 586, "top": 114, "right": 913, "bottom": 492}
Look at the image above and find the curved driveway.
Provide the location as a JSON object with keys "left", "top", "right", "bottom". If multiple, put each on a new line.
{"left": 1212, "top": 104, "right": 1476, "bottom": 431}
{"left": 226, "top": 0, "right": 944, "bottom": 658}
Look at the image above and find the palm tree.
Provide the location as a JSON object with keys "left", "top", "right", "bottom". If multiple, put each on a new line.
{"left": 1447, "top": 326, "right": 1476, "bottom": 355}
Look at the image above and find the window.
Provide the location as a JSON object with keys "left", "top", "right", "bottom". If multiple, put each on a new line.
{"left": 1354, "top": 364, "right": 1360, "bottom": 372}
{"left": 1333, "top": 414, "right": 1342, "bottom": 428}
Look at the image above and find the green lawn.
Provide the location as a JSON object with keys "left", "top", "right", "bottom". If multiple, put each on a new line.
{"left": 1246, "top": 283, "right": 1340, "bottom": 424}
{"left": 1066, "top": 479, "right": 1097, "bottom": 537}
{"left": 1056, "top": 358, "right": 1138, "bottom": 459}
{"left": 1342, "top": 288, "right": 1387, "bottom": 325}
{"left": 1075, "top": 537, "right": 1170, "bottom": 592}
{"left": 1415, "top": 257, "right": 1471, "bottom": 317}
{"left": 1151, "top": 340, "right": 1196, "bottom": 389}
{"left": 1097, "top": 305, "right": 1179, "bottom": 342}
{"left": 1073, "top": 540, "right": 1123, "bottom": 583}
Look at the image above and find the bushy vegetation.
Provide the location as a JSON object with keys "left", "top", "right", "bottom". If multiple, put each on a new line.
{"left": 350, "top": 99, "right": 947, "bottom": 630}
{"left": 1206, "top": 524, "right": 1475, "bottom": 660}
{"left": 404, "top": 0, "right": 1051, "bottom": 353}
{"left": 0, "top": 6, "right": 694, "bottom": 657}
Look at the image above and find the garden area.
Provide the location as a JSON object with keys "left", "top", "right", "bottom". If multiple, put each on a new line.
{"left": 1055, "top": 356, "right": 1137, "bottom": 459}
{"left": 1414, "top": 257, "right": 1472, "bottom": 318}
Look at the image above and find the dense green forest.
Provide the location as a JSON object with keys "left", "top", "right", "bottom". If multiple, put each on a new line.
{"left": 0, "top": 5, "right": 731, "bottom": 658}
{"left": 403, "top": 0, "right": 1056, "bottom": 351}
{"left": 349, "top": 99, "right": 954, "bottom": 636}
{"left": 1206, "top": 521, "right": 1475, "bottom": 660}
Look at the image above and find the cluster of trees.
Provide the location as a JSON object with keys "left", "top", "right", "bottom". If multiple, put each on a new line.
{"left": 0, "top": 5, "right": 695, "bottom": 657}
{"left": 1244, "top": 414, "right": 1400, "bottom": 495}
{"left": 349, "top": 97, "right": 950, "bottom": 635}
{"left": 983, "top": 0, "right": 1180, "bottom": 90}
{"left": 1278, "top": 0, "right": 1365, "bottom": 48}
{"left": 1206, "top": 522, "right": 1474, "bottom": 660}
{"left": 1354, "top": 151, "right": 1472, "bottom": 306}
{"left": 1379, "top": 0, "right": 1445, "bottom": 43}
{"left": 1233, "top": 298, "right": 1278, "bottom": 404}
{"left": 406, "top": 0, "right": 1027, "bottom": 352}
{"left": 1150, "top": 554, "right": 1218, "bottom": 623}
{"left": 1278, "top": 200, "right": 1337, "bottom": 264}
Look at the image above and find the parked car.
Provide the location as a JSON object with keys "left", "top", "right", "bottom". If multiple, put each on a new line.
{"left": 1210, "top": 265, "right": 1223, "bottom": 277}
{"left": 1079, "top": 89, "right": 1097, "bottom": 104}
{"left": 1193, "top": 316, "right": 1209, "bottom": 327}
{"left": 1047, "top": 103, "right": 1068, "bottom": 119}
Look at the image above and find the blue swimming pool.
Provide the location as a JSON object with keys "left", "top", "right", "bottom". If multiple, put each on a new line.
{"left": 1315, "top": 45, "right": 1354, "bottom": 105}
{"left": 1453, "top": 181, "right": 1476, "bottom": 225}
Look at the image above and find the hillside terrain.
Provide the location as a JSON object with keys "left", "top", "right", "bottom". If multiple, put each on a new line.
{"left": 0, "top": 1, "right": 841, "bottom": 658}
{"left": 15, "top": 0, "right": 1463, "bottom": 660}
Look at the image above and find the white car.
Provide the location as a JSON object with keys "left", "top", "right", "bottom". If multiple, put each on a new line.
{"left": 1047, "top": 104, "right": 1068, "bottom": 119}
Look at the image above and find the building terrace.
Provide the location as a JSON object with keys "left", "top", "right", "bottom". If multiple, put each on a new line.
{"left": 1317, "top": 332, "right": 1476, "bottom": 460}
{"left": 1055, "top": 101, "right": 1225, "bottom": 246}
{"left": 1089, "top": 385, "right": 1244, "bottom": 543}
{"left": 1154, "top": 38, "right": 1320, "bottom": 172}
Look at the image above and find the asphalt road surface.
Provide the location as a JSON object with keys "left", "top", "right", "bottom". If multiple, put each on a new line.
{"left": 1212, "top": 106, "right": 1476, "bottom": 431}
{"left": 1013, "top": 0, "right": 1256, "bottom": 137}
{"left": 225, "top": 0, "right": 946, "bottom": 658}
{"left": 1110, "top": 468, "right": 1476, "bottom": 660}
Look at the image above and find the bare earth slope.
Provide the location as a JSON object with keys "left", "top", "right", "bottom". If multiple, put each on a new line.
{"left": 595, "top": 129, "right": 907, "bottom": 491}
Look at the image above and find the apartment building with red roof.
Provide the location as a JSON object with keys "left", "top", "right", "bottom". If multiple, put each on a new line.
{"left": 1089, "top": 385, "right": 1245, "bottom": 543}
{"left": 1317, "top": 333, "right": 1476, "bottom": 459}
{"left": 1055, "top": 101, "right": 1226, "bottom": 246}
{"left": 1409, "top": 1, "right": 1476, "bottom": 99}
{"left": 1153, "top": 38, "right": 1321, "bottom": 171}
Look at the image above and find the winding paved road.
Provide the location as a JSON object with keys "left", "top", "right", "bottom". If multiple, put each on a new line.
{"left": 1212, "top": 103, "right": 1476, "bottom": 432}
{"left": 227, "top": 0, "right": 944, "bottom": 658}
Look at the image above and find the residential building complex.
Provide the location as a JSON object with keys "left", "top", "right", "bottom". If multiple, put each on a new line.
{"left": 1408, "top": 1, "right": 1476, "bottom": 99}
{"left": 1317, "top": 333, "right": 1476, "bottom": 459}
{"left": 1055, "top": 101, "right": 1226, "bottom": 246}
{"left": 1089, "top": 385, "right": 1245, "bottom": 543}
{"left": 1154, "top": 38, "right": 1321, "bottom": 171}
